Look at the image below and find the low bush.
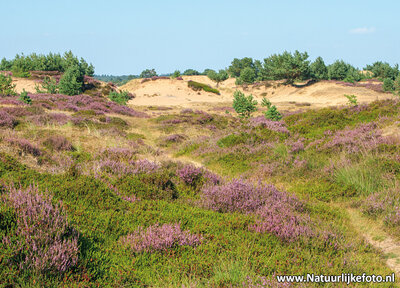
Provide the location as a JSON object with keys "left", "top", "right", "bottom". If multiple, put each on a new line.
{"left": 108, "top": 90, "right": 133, "bottom": 105}
{"left": 188, "top": 81, "right": 220, "bottom": 94}
{"left": 232, "top": 90, "right": 257, "bottom": 118}
{"left": 0, "top": 110, "right": 17, "bottom": 128}
{"left": 120, "top": 223, "right": 202, "bottom": 253}
{"left": 0, "top": 74, "right": 16, "bottom": 96}
{"left": 4, "top": 184, "right": 79, "bottom": 273}
{"left": 19, "top": 89, "right": 32, "bottom": 105}
{"left": 43, "top": 136, "right": 75, "bottom": 151}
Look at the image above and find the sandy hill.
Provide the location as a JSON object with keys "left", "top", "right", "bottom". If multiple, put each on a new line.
{"left": 121, "top": 76, "right": 394, "bottom": 109}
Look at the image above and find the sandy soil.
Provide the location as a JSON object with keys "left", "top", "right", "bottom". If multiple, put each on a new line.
{"left": 120, "top": 76, "right": 394, "bottom": 109}
{"left": 12, "top": 77, "right": 39, "bottom": 93}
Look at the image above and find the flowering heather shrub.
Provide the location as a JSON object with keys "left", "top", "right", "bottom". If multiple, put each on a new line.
{"left": 362, "top": 194, "right": 386, "bottom": 217}
{"left": 201, "top": 179, "right": 279, "bottom": 213}
{"left": 250, "top": 204, "right": 313, "bottom": 242}
{"left": 6, "top": 138, "right": 41, "bottom": 156}
{"left": 249, "top": 116, "right": 289, "bottom": 134}
{"left": 5, "top": 185, "right": 79, "bottom": 273}
{"left": 322, "top": 122, "right": 386, "bottom": 153}
{"left": 385, "top": 207, "right": 400, "bottom": 227}
{"left": 164, "top": 134, "right": 187, "bottom": 143}
{"left": 132, "top": 159, "right": 160, "bottom": 174}
{"left": 0, "top": 110, "right": 16, "bottom": 128}
{"left": 99, "top": 147, "right": 137, "bottom": 162}
{"left": 293, "top": 157, "right": 307, "bottom": 169}
{"left": 201, "top": 179, "right": 311, "bottom": 242}
{"left": 120, "top": 223, "right": 202, "bottom": 253}
{"left": 0, "top": 96, "right": 25, "bottom": 106}
{"left": 177, "top": 164, "right": 203, "bottom": 185}
{"left": 287, "top": 138, "right": 305, "bottom": 153}
{"left": 29, "top": 113, "right": 71, "bottom": 126}
{"left": 2, "top": 106, "right": 34, "bottom": 117}
{"left": 43, "top": 135, "right": 75, "bottom": 151}
{"left": 28, "top": 93, "right": 148, "bottom": 117}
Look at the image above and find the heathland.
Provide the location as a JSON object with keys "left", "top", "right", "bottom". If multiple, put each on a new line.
{"left": 0, "top": 51, "right": 400, "bottom": 287}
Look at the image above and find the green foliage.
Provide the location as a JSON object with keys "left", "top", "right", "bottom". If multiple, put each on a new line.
{"left": 171, "top": 70, "right": 181, "bottom": 78}
{"left": 344, "top": 94, "right": 358, "bottom": 106}
{"left": 140, "top": 69, "right": 157, "bottom": 78}
{"left": 93, "top": 74, "right": 138, "bottom": 86}
{"left": 261, "top": 50, "right": 310, "bottom": 84}
{"left": 188, "top": 81, "right": 220, "bottom": 94}
{"left": 35, "top": 77, "right": 58, "bottom": 94}
{"left": 227, "top": 57, "right": 261, "bottom": 80}
{"left": 365, "top": 61, "right": 399, "bottom": 80}
{"left": 232, "top": 90, "right": 257, "bottom": 118}
{"left": 264, "top": 105, "right": 282, "bottom": 121}
{"left": 19, "top": 89, "right": 31, "bottom": 105}
{"left": 217, "top": 133, "right": 249, "bottom": 148}
{"left": 238, "top": 67, "right": 256, "bottom": 84}
{"left": 382, "top": 78, "right": 394, "bottom": 92}
{"left": 207, "top": 69, "right": 229, "bottom": 86}
{"left": 108, "top": 90, "right": 132, "bottom": 105}
{"left": 328, "top": 60, "right": 362, "bottom": 82}
{"left": 11, "top": 66, "right": 31, "bottom": 78}
{"left": 183, "top": 69, "right": 200, "bottom": 76}
{"left": 58, "top": 65, "right": 82, "bottom": 96}
{"left": 261, "top": 97, "right": 271, "bottom": 108}
{"left": 0, "top": 51, "right": 94, "bottom": 76}
{"left": 0, "top": 74, "right": 16, "bottom": 96}
{"left": 310, "top": 56, "right": 328, "bottom": 80}
{"left": 394, "top": 75, "right": 400, "bottom": 95}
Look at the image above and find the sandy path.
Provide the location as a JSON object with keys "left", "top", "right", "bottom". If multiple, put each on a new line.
{"left": 346, "top": 207, "right": 400, "bottom": 278}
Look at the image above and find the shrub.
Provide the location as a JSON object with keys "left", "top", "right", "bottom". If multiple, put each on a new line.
{"left": 183, "top": 69, "right": 200, "bottom": 76}
{"left": 43, "top": 136, "right": 75, "bottom": 151}
{"left": 140, "top": 69, "right": 157, "bottom": 78}
{"left": 5, "top": 184, "right": 79, "bottom": 273}
{"left": 19, "top": 89, "right": 31, "bottom": 105}
{"left": 35, "top": 76, "right": 58, "bottom": 94}
{"left": 232, "top": 90, "right": 257, "bottom": 118}
{"left": 207, "top": 69, "right": 229, "bottom": 87}
{"left": 344, "top": 94, "right": 358, "bottom": 106}
{"left": 261, "top": 97, "right": 271, "bottom": 108}
{"left": 58, "top": 65, "right": 82, "bottom": 96}
{"left": 171, "top": 70, "right": 181, "bottom": 78}
{"left": 0, "top": 74, "right": 16, "bottom": 96}
{"left": 120, "top": 223, "right": 202, "bottom": 253}
{"left": 0, "top": 110, "right": 17, "bottom": 128}
{"left": 6, "top": 138, "right": 41, "bottom": 156}
{"left": 108, "top": 90, "right": 133, "bottom": 105}
{"left": 188, "top": 80, "right": 220, "bottom": 94}
{"left": 394, "top": 75, "right": 400, "bottom": 95}
{"left": 264, "top": 105, "right": 282, "bottom": 121}
{"left": 382, "top": 78, "right": 394, "bottom": 92}
{"left": 177, "top": 164, "right": 203, "bottom": 185}
{"left": 201, "top": 179, "right": 272, "bottom": 213}
{"left": 11, "top": 66, "right": 30, "bottom": 78}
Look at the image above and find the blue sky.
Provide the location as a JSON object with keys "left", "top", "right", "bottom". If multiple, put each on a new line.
{"left": 2, "top": 0, "right": 399, "bottom": 75}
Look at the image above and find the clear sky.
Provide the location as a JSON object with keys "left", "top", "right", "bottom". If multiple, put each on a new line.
{"left": 2, "top": 0, "right": 399, "bottom": 75}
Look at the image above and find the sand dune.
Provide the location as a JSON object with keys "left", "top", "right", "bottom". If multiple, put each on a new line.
{"left": 10, "top": 75, "right": 394, "bottom": 110}
{"left": 121, "top": 76, "right": 393, "bottom": 108}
